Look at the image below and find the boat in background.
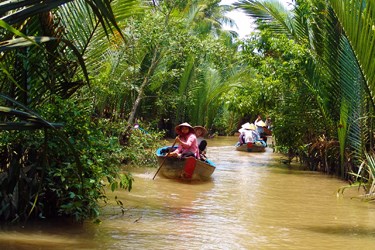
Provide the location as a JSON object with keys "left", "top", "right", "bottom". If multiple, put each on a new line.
{"left": 235, "top": 142, "right": 266, "bottom": 152}
{"left": 156, "top": 146, "right": 216, "bottom": 180}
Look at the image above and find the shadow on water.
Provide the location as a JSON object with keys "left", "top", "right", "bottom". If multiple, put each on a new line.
{"left": 300, "top": 224, "right": 375, "bottom": 237}
{"left": 0, "top": 218, "right": 96, "bottom": 250}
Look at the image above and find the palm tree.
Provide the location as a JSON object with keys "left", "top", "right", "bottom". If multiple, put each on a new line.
{"left": 236, "top": 0, "right": 375, "bottom": 178}
{"left": 329, "top": 0, "right": 375, "bottom": 101}
{"left": 123, "top": 0, "right": 238, "bottom": 128}
{"left": 0, "top": 0, "right": 139, "bottom": 222}
{"left": 0, "top": 0, "right": 137, "bottom": 112}
{"left": 328, "top": 0, "right": 375, "bottom": 183}
{"left": 172, "top": 1, "right": 240, "bottom": 126}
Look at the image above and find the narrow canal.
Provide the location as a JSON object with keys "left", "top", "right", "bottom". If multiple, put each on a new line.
{"left": 1, "top": 136, "right": 375, "bottom": 249}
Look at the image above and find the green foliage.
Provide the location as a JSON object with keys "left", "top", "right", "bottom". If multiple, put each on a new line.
{"left": 0, "top": 96, "right": 134, "bottom": 223}
{"left": 121, "top": 123, "right": 165, "bottom": 167}
{"left": 339, "top": 153, "right": 375, "bottom": 201}
{"left": 338, "top": 100, "right": 349, "bottom": 178}
{"left": 225, "top": 32, "right": 308, "bottom": 117}
{"left": 236, "top": 0, "right": 375, "bottom": 184}
{"left": 211, "top": 105, "right": 241, "bottom": 135}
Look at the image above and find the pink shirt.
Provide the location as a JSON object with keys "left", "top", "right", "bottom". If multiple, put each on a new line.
{"left": 174, "top": 132, "right": 200, "bottom": 159}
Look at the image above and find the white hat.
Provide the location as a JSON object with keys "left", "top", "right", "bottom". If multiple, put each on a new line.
{"left": 241, "top": 123, "right": 256, "bottom": 130}
{"left": 256, "top": 120, "right": 266, "bottom": 127}
{"left": 241, "top": 122, "right": 251, "bottom": 129}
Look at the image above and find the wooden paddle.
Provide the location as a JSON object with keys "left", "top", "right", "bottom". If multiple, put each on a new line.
{"left": 152, "top": 138, "right": 177, "bottom": 180}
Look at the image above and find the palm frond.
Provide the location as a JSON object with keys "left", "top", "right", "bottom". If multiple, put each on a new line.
{"left": 235, "top": 0, "right": 295, "bottom": 37}
{"left": 0, "top": 0, "right": 139, "bottom": 108}
{"left": 329, "top": 0, "right": 375, "bottom": 105}
{"left": 1, "top": 0, "right": 74, "bottom": 25}
{"left": 1, "top": 0, "right": 123, "bottom": 38}
{"left": 322, "top": 3, "right": 371, "bottom": 164}
{"left": 175, "top": 55, "right": 195, "bottom": 123}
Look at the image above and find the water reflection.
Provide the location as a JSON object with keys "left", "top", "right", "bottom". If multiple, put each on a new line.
{"left": 1, "top": 136, "right": 375, "bottom": 249}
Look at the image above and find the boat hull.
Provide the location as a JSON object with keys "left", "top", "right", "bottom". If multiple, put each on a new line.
{"left": 235, "top": 142, "right": 266, "bottom": 152}
{"left": 156, "top": 147, "right": 216, "bottom": 180}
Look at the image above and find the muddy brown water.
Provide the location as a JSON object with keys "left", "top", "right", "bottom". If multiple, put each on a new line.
{"left": 1, "top": 136, "right": 375, "bottom": 249}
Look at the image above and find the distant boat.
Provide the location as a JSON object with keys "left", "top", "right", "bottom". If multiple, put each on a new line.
{"left": 156, "top": 146, "right": 216, "bottom": 180}
{"left": 235, "top": 142, "right": 266, "bottom": 152}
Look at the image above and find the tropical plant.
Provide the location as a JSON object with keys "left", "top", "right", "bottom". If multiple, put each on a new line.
{"left": 235, "top": 0, "right": 375, "bottom": 180}
{"left": 0, "top": 0, "right": 139, "bottom": 223}
{"left": 0, "top": 0, "right": 136, "bottom": 105}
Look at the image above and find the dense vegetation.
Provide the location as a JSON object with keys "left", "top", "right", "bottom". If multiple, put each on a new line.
{"left": 1, "top": 0, "right": 375, "bottom": 223}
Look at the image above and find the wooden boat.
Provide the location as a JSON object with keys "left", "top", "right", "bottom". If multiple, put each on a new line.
{"left": 156, "top": 146, "right": 216, "bottom": 180}
{"left": 235, "top": 141, "right": 266, "bottom": 152}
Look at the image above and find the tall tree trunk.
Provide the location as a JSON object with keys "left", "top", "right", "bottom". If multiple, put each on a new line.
{"left": 120, "top": 47, "right": 161, "bottom": 146}
{"left": 127, "top": 47, "right": 161, "bottom": 126}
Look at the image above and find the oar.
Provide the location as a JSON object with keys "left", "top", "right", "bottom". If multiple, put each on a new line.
{"left": 152, "top": 138, "right": 177, "bottom": 180}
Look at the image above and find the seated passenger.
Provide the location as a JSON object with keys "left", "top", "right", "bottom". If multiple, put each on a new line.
{"left": 239, "top": 123, "right": 253, "bottom": 143}
{"left": 194, "top": 126, "right": 208, "bottom": 160}
{"left": 249, "top": 123, "right": 267, "bottom": 147}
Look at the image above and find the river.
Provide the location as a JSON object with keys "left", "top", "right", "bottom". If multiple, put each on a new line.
{"left": 1, "top": 136, "right": 375, "bottom": 249}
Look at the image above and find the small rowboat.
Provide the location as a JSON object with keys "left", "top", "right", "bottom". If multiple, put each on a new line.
{"left": 235, "top": 142, "right": 266, "bottom": 152}
{"left": 156, "top": 146, "right": 216, "bottom": 180}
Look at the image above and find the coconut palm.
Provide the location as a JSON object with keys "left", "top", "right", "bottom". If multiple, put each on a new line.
{"left": 183, "top": 0, "right": 237, "bottom": 38}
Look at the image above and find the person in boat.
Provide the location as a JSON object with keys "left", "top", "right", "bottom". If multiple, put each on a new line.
{"left": 265, "top": 116, "right": 272, "bottom": 130}
{"left": 248, "top": 123, "right": 267, "bottom": 147}
{"left": 237, "top": 123, "right": 266, "bottom": 147}
{"left": 255, "top": 115, "right": 267, "bottom": 142}
{"left": 168, "top": 122, "right": 200, "bottom": 159}
{"left": 238, "top": 128, "right": 245, "bottom": 145}
{"left": 254, "top": 115, "right": 265, "bottom": 134}
{"left": 263, "top": 116, "right": 273, "bottom": 136}
{"left": 244, "top": 123, "right": 255, "bottom": 143}
{"left": 237, "top": 122, "right": 252, "bottom": 145}
{"left": 194, "top": 126, "right": 208, "bottom": 160}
